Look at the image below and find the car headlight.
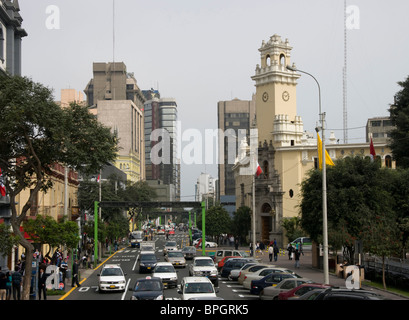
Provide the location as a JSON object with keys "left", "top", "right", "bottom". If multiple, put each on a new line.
{"left": 140, "top": 263, "right": 145, "bottom": 266}
{"left": 155, "top": 295, "right": 164, "bottom": 300}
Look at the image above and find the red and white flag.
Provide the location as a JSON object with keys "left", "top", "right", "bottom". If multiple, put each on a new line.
{"left": 370, "top": 138, "right": 376, "bottom": 161}
{"left": 255, "top": 162, "right": 262, "bottom": 177}
{"left": 0, "top": 168, "right": 6, "bottom": 197}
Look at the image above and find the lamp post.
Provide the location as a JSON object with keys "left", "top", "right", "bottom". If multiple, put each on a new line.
{"left": 286, "top": 65, "right": 329, "bottom": 285}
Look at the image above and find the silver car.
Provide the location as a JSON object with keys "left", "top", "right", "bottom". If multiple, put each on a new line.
{"left": 165, "top": 250, "right": 186, "bottom": 268}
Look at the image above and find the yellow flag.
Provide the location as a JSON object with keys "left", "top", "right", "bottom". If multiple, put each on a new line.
{"left": 317, "top": 132, "right": 334, "bottom": 169}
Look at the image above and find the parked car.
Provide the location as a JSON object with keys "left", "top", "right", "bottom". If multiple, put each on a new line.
{"left": 217, "top": 256, "right": 241, "bottom": 272}
{"left": 312, "top": 288, "right": 387, "bottom": 300}
{"left": 177, "top": 276, "right": 219, "bottom": 300}
{"left": 152, "top": 262, "right": 178, "bottom": 289}
{"left": 188, "top": 256, "right": 219, "bottom": 287}
{"left": 238, "top": 264, "right": 272, "bottom": 284}
{"left": 228, "top": 263, "right": 258, "bottom": 281}
{"left": 214, "top": 249, "right": 250, "bottom": 264}
{"left": 220, "top": 258, "right": 256, "bottom": 278}
{"left": 289, "top": 288, "right": 327, "bottom": 300}
{"left": 250, "top": 273, "right": 298, "bottom": 295}
{"left": 258, "top": 277, "right": 313, "bottom": 300}
{"left": 165, "top": 250, "right": 187, "bottom": 268}
{"left": 278, "top": 283, "right": 332, "bottom": 300}
{"left": 290, "top": 237, "right": 312, "bottom": 251}
{"left": 98, "top": 264, "right": 126, "bottom": 293}
{"left": 243, "top": 267, "right": 299, "bottom": 290}
{"left": 129, "top": 276, "right": 164, "bottom": 300}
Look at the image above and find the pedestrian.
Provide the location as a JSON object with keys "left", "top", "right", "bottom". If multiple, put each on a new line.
{"left": 5, "top": 271, "right": 12, "bottom": 300}
{"left": 11, "top": 268, "right": 22, "bottom": 300}
{"left": 38, "top": 268, "right": 47, "bottom": 300}
{"left": 60, "top": 257, "right": 68, "bottom": 285}
{"left": 72, "top": 259, "right": 81, "bottom": 287}
{"left": 268, "top": 245, "right": 274, "bottom": 262}
{"left": 299, "top": 241, "right": 304, "bottom": 256}
{"left": 249, "top": 243, "right": 253, "bottom": 256}
{"left": 0, "top": 271, "right": 7, "bottom": 300}
{"left": 294, "top": 249, "right": 300, "bottom": 268}
{"left": 273, "top": 243, "right": 279, "bottom": 262}
{"left": 287, "top": 243, "right": 294, "bottom": 260}
{"left": 234, "top": 238, "right": 239, "bottom": 250}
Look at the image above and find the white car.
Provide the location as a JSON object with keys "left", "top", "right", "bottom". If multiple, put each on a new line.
{"left": 228, "top": 262, "right": 258, "bottom": 281}
{"left": 188, "top": 256, "right": 218, "bottom": 287}
{"left": 163, "top": 240, "right": 178, "bottom": 256}
{"left": 152, "top": 262, "right": 178, "bottom": 288}
{"left": 98, "top": 264, "right": 126, "bottom": 293}
{"left": 177, "top": 276, "right": 219, "bottom": 300}
{"left": 242, "top": 267, "right": 295, "bottom": 290}
{"left": 192, "top": 239, "right": 218, "bottom": 248}
{"left": 259, "top": 278, "right": 313, "bottom": 300}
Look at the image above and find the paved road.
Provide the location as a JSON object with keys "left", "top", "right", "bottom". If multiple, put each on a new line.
{"left": 51, "top": 232, "right": 407, "bottom": 301}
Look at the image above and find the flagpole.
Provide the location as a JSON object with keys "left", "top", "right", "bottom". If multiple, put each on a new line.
{"left": 252, "top": 173, "right": 256, "bottom": 256}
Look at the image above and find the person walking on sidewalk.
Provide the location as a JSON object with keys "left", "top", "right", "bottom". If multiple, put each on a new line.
{"left": 268, "top": 245, "right": 274, "bottom": 262}
{"left": 38, "top": 268, "right": 47, "bottom": 300}
{"left": 72, "top": 259, "right": 81, "bottom": 288}
{"left": 294, "top": 249, "right": 301, "bottom": 268}
{"left": 273, "top": 243, "right": 279, "bottom": 262}
{"left": 11, "top": 268, "right": 22, "bottom": 300}
{"left": 287, "top": 243, "right": 294, "bottom": 260}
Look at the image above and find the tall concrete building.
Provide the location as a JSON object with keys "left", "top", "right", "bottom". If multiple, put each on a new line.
{"left": 143, "top": 92, "right": 180, "bottom": 200}
{"left": 0, "top": 0, "right": 27, "bottom": 76}
{"left": 217, "top": 97, "right": 256, "bottom": 197}
{"left": 84, "top": 62, "right": 146, "bottom": 182}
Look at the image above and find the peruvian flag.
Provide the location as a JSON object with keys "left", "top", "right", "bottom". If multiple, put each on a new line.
{"left": 255, "top": 162, "right": 262, "bottom": 177}
{"left": 370, "top": 138, "right": 376, "bottom": 161}
{"left": 0, "top": 168, "right": 6, "bottom": 197}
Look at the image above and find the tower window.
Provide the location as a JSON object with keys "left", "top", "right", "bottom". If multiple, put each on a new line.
{"left": 279, "top": 54, "right": 286, "bottom": 66}
{"left": 266, "top": 55, "right": 271, "bottom": 67}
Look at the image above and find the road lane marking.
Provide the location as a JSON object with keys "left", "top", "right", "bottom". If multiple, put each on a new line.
{"left": 122, "top": 278, "right": 132, "bottom": 300}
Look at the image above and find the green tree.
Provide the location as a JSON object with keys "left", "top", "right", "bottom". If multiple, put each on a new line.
{"left": 300, "top": 156, "right": 396, "bottom": 262}
{"left": 197, "top": 205, "right": 231, "bottom": 242}
{"left": 389, "top": 75, "right": 409, "bottom": 168}
{"left": 232, "top": 206, "right": 251, "bottom": 245}
{"left": 281, "top": 216, "right": 304, "bottom": 244}
{"left": 0, "top": 223, "right": 20, "bottom": 257}
{"left": 0, "top": 75, "right": 118, "bottom": 299}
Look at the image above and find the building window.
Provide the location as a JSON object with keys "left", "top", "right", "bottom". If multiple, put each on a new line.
{"left": 0, "top": 27, "right": 4, "bottom": 62}
{"left": 385, "top": 155, "right": 392, "bottom": 168}
{"left": 371, "top": 120, "right": 382, "bottom": 127}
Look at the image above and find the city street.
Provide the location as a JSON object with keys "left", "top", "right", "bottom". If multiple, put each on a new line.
{"left": 55, "top": 229, "right": 407, "bottom": 301}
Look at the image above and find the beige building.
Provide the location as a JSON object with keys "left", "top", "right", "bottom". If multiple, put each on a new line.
{"left": 233, "top": 34, "right": 395, "bottom": 247}
{"left": 84, "top": 62, "right": 146, "bottom": 182}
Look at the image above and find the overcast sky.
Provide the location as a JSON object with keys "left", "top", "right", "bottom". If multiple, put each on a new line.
{"left": 19, "top": 0, "right": 409, "bottom": 200}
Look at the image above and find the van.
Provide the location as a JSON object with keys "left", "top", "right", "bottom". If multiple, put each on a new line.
{"left": 130, "top": 231, "right": 143, "bottom": 248}
{"left": 214, "top": 249, "right": 250, "bottom": 264}
{"left": 290, "top": 237, "right": 312, "bottom": 251}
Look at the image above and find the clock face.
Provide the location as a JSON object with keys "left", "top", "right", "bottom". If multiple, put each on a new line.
{"left": 282, "top": 91, "right": 290, "bottom": 101}
{"left": 262, "top": 92, "right": 269, "bottom": 102}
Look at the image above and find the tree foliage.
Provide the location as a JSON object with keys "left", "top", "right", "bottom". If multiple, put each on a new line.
{"left": 0, "top": 75, "right": 119, "bottom": 299}
{"left": 389, "top": 75, "right": 409, "bottom": 168}
{"left": 300, "top": 156, "right": 400, "bottom": 262}
{"left": 231, "top": 206, "right": 252, "bottom": 244}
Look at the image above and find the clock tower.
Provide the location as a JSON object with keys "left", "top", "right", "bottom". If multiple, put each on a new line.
{"left": 252, "top": 34, "right": 302, "bottom": 147}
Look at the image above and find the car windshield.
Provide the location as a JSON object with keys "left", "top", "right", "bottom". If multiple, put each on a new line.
{"left": 135, "top": 280, "right": 162, "bottom": 291}
{"left": 141, "top": 254, "right": 157, "bottom": 261}
{"left": 195, "top": 259, "right": 214, "bottom": 266}
{"left": 184, "top": 283, "right": 214, "bottom": 294}
{"left": 168, "top": 252, "right": 184, "bottom": 258}
{"left": 154, "top": 266, "right": 175, "bottom": 273}
{"left": 101, "top": 267, "right": 123, "bottom": 277}
{"left": 165, "top": 241, "right": 177, "bottom": 247}
{"left": 183, "top": 247, "right": 195, "bottom": 252}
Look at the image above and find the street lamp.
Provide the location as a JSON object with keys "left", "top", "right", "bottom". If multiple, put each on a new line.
{"left": 286, "top": 65, "right": 329, "bottom": 285}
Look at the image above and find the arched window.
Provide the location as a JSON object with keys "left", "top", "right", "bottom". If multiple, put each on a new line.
{"left": 266, "top": 55, "right": 271, "bottom": 67}
{"left": 385, "top": 155, "right": 392, "bottom": 168}
{"left": 279, "top": 54, "right": 286, "bottom": 66}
